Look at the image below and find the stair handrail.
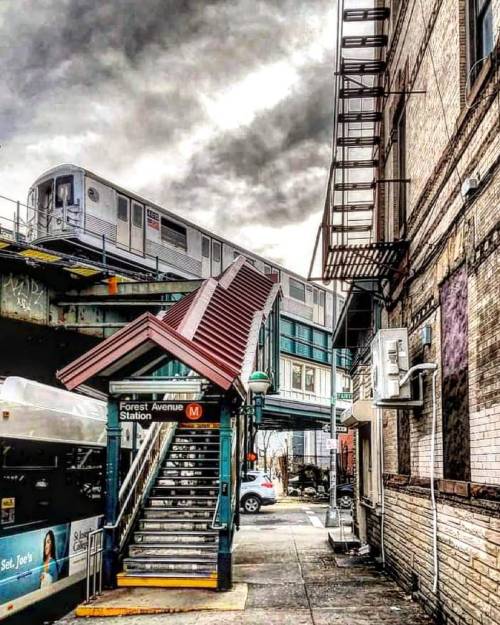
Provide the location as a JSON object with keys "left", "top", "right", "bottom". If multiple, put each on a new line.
{"left": 106, "top": 421, "right": 175, "bottom": 551}
{"left": 211, "top": 492, "right": 227, "bottom": 530}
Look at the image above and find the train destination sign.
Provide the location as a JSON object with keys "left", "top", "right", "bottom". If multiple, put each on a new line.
{"left": 118, "top": 401, "right": 219, "bottom": 423}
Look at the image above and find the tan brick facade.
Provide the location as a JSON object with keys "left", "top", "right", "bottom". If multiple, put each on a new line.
{"left": 348, "top": 1, "right": 499, "bottom": 623}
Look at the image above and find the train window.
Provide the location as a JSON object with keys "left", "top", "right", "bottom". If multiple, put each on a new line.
{"left": 212, "top": 241, "right": 221, "bottom": 263}
{"left": 55, "top": 175, "right": 74, "bottom": 207}
{"left": 289, "top": 278, "right": 305, "bottom": 302}
{"left": 264, "top": 264, "right": 272, "bottom": 275}
{"left": 202, "top": 236, "right": 210, "bottom": 258}
{"left": 132, "top": 202, "right": 143, "bottom": 227}
{"left": 161, "top": 217, "right": 187, "bottom": 250}
{"left": 313, "top": 288, "right": 318, "bottom": 304}
{"left": 233, "top": 251, "right": 239, "bottom": 260}
{"left": 117, "top": 196, "right": 129, "bottom": 221}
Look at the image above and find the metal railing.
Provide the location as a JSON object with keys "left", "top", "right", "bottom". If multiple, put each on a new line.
{"left": 211, "top": 493, "right": 226, "bottom": 530}
{"left": 85, "top": 529, "right": 104, "bottom": 603}
{"left": 111, "top": 421, "right": 175, "bottom": 551}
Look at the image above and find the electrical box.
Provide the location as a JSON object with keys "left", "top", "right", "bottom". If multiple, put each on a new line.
{"left": 371, "top": 328, "right": 411, "bottom": 405}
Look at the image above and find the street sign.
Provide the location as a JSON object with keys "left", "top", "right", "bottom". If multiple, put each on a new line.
{"left": 336, "top": 392, "right": 353, "bottom": 400}
{"left": 326, "top": 438, "right": 338, "bottom": 451}
{"left": 118, "top": 400, "right": 219, "bottom": 423}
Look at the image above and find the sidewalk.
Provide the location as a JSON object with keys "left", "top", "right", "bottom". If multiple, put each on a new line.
{"left": 58, "top": 502, "right": 434, "bottom": 625}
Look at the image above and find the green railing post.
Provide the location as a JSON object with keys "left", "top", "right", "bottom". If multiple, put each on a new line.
{"left": 218, "top": 403, "right": 233, "bottom": 590}
{"left": 103, "top": 400, "right": 121, "bottom": 588}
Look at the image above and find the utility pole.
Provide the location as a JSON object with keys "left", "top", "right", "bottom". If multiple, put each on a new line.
{"left": 326, "top": 282, "right": 339, "bottom": 527}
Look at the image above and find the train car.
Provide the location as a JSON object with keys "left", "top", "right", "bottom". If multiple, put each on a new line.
{"left": 27, "top": 164, "right": 334, "bottom": 329}
{"left": 0, "top": 377, "right": 135, "bottom": 620}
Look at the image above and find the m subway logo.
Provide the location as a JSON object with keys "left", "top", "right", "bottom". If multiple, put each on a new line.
{"left": 185, "top": 403, "right": 204, "bottom": 420}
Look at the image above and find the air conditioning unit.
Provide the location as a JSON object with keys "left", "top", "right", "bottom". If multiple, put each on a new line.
{"left": 371, "top": 328, "right": 411, "bottom": 406}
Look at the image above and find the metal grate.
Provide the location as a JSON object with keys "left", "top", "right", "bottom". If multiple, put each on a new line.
{"left": 342, "top": 35, "right": 388, "bottom": 48}
{"left": 338, "top": 111, "right": 382, "bottom": 123}
{"left": 339, "top": 86, "right": 385, "bottom": 99}
{"left": 334, "top": 182, "right": 375, "bottom": 191}
{"left": 324, "top": 242, "right": 408, "bottom": 281}
{"left": 337, "top": 136, "right": 380, "bottom": 147}
{"left": 334, "top": 159, "right": 379, "bottom": 169}
{"left": 343, "top": 8, "right": 390, "bottom": 22}
{"left": 340, "top": 60, "right": 386, "bottom": 75}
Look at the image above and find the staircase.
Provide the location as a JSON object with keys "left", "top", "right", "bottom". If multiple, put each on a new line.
{"left": 117, "top": 425, "right": 220, "bottom": 589}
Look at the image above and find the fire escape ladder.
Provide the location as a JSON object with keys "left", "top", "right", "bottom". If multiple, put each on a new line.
{"left": 321, "top": 4, "right": 407, "bottom": 282}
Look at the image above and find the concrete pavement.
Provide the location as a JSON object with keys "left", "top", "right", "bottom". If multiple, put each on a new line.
{"left": 57, "top": 501, "right": 434, "bottom": 624}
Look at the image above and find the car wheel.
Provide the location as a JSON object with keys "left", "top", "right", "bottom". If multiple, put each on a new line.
{"left": 242, "top": 495, "right": 261, "bottom": 513}
{"left": 338, "top": 495, "right": 353, "bottom": 509}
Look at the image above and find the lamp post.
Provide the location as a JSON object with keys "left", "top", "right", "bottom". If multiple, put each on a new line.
{"left": 248, "top": 371, "right": 271, "bottom": 425}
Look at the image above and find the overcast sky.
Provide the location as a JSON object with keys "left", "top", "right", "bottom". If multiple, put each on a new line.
{"left": 0, "top": 0, "right": 335, "bottom": 275}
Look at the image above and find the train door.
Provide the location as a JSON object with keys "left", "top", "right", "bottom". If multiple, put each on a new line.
{"left": 211, "top": 240, "right": 222, "bottom": 275}
{"left": 201, "top": 235, "right": 211, "bottom": 277}
{"left": 116, "top": 195, "right": 130, "bottom": 249}
{"left": 37, "top": 179, "right": 54, "bottom": 236}
{"left": 130, "top": 201, "right": 144, "bottom": 255}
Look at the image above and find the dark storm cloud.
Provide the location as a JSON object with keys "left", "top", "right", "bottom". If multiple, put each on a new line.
{"left": 0, "top": 0, "right": 333, "bottom": 268}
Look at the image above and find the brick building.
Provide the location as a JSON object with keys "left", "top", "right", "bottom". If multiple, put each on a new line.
{"left": 317, "top": 1, "right": 499, "bottom": 623}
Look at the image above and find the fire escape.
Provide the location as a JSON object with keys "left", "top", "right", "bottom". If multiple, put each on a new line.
{"left": 308, "top": 2, "right": 410, "bottom": 355}
{"left": 316, "top": 3, "right": 407, "bottom": 288}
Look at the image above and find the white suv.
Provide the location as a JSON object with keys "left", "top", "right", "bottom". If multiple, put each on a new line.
{"left": 240, "top": 470, "right": 277, "bottom": 513}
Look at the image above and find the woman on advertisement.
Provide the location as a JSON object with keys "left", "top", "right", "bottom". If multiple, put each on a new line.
{"left": 40, "top": 530, "right": 59, "bottom": 587}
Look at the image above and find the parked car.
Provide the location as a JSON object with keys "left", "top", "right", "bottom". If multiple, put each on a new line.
{"left": 240, "top": 470, "right": 277, "bottom": 513}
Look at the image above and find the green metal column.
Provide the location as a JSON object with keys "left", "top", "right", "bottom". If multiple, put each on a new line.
{"left": 103, "top": 400, "right": 121, "bottom": 588}
{"left": 218, "top": 403, "right": 233, "bottom": 590}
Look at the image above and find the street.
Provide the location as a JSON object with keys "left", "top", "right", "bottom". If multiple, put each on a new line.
{"left": 58, "top": 501, "right": 433, "bottom": 625}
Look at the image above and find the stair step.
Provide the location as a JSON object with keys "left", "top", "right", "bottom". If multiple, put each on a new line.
{"left": 338, "top": 111, "right": 382, "bottom": 123}
{"left": 134, "top": 530, "right": 217, "bottom": 544}
{"left": 342, "top": 35, "right": 388, "bottom": 48}
{"left": 171, "top": 443, "right": 219, "bottom": 448}
{"left": 163, "top": 461, "right": 219, "bottom": 467}
{"left": 117, "top": 572, "right": 218, "bottom": 585}
{"left": 340, "top": 87, "right": 385, "bottom": 99}
{"left": 161, "top": 470, "right": 219, "bottom": 477}
{"left": 144, "top": 509, "right": 214, "bottom": 519}
{"left": 343, "top": 7, "right": 390, "bottom": 22}
{"left": 129, "top": 544, "right": 217, "bottom": 557}
{"left": 150, "top": 496, "right": 216, "bottom": 504}
{"left": 340, "top": 60, "right": 386, "bottom": 75}
{"left": 140, "top": 519, "right": 214, "bottom": 531}
{"left": 123, "top": 559, "right": 216, "bottom": 573}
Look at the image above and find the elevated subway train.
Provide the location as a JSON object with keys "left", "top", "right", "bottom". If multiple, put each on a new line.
{"left": 27, "top": 164, "right": 333, "bottom": 329}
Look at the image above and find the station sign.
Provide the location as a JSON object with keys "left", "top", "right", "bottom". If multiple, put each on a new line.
{"left": 118, "top": 401, "right": 219, "bottom": 424}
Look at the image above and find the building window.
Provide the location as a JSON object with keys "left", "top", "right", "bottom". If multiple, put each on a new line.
{"left": 117, "top": 196, "right": 128, "bottom": 222}
{"left": 440, "top": 266, "right": 470, "bottom": 481}
{"left": 304, "top": 366, "right": 315, "bottom": 392}
{"left": 289, "top": 278, "right": 305, "bottom": 302}
{"left": 202, "top": 236, "right": 210, "bottom": 258}
{"left": 212, "top": 241, "right": 221, "bottom": 263}
{"left": 468, "top": 0, "right": 494, "bottom": 83}
{"left": 395, "top": 99, "right": 407, "bottom": 237}
{"left": 161, "top": 217, "right": 187, "bottom": 250}
{"left": 292, "top": 363, "right": 303, "bottom": 390}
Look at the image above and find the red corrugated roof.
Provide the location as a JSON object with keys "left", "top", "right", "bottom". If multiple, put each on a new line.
{"left": 57, "top": 257, "right": 280, "bottom": 394}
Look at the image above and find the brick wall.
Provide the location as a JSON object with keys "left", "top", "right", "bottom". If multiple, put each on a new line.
{"left": 363, "top": 0, "right": 500, "bottom": 623}
{"left": 382, "top": 487, "right": 500, "bottom": 625}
